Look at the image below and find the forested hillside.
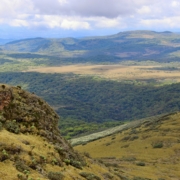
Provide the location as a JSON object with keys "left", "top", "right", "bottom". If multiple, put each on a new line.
{"left": 2, "top": 30, "right": 180, "bottom": 63}
{"left": 0, "top": 72, "right": 180, "bottom": 138}
{"left": 1, "top": 30, "right": 180, "bottom": 138}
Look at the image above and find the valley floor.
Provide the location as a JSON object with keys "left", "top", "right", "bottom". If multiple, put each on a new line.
{"left": 26, "top": 63, "right": 180, "bottom": 83}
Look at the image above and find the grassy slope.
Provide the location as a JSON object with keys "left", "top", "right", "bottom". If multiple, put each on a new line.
{"left": 75, "top": 112, "right": 180, "bottom": 180}
{"left": 0, "top": 129, "right": 119, "bottom": 180}
{"left": 0, "top": 84, "right": 119, "bottom": 180}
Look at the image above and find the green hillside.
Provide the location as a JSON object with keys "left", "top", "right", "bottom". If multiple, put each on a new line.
{"left": 1, "top": 72, "right": 180, "bottom": 138}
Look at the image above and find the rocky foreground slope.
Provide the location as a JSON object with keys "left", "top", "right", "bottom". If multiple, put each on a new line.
{"left": 0, "top": 84, "right": 119, "bottom": 180}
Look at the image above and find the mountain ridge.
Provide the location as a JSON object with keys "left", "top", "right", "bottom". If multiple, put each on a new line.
{"left": 2, "top": 30, "right": 180, "bottom": 62}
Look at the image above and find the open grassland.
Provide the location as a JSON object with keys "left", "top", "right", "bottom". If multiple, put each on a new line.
{"left": 26, "top": 63, "right": 180, "bottom": 83}
{"left": 75, "top": 112, "right": 180, "bottom": 180}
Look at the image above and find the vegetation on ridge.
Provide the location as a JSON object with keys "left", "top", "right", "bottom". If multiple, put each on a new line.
{"left": 0, "top": 84, "right": 119, "bottom": 180}
{"left": 2, "top": 30, "right": 180, "bottom": 63}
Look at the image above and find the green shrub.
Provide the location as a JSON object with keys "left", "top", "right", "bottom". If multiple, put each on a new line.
{"left": 122, "top": 156, "right": 136, "bottom": 161}
{"left": 64, "top": 159, "right": 70, "bottom": 165}
{"left": 48, "top": 172, "right": 64, "bottom": 180}
{"left": 70, "top": 160, "right": 82, "bottom": 169}
{"left": 115, "top": 174, "right": 129, "bottom": 180}
{"left": 5, "top": 120, "right": 20, "bottom": 134}
{"left": 15, "top": 160, "right": 30, "bottom": 173}
{"left": 121, "top": 144, "right": 129, "bottom": 148}
{"left": 130, "top": 135, "right": 139, "bottom": 141}
{"left": 0, "top": 149, "right": 9, "bottom": 161}
{"left": 79, "top": 172, "right": 101, "bottom": 180}
{"left": 0, "top": 122, "right": 3, "bottom": 131}
{"left": 103, "top": 173, "right": 114, "bottom": 179}
{"left": 136, "top": 162, "right": 146, "bottom": 166}
{"left": 121, "top": 136, "right": 131, "bottom": 141}
{"left": 17, "top": 173, "right": 28, "bottom": 180}
{"left": 84, "top": 152, "right": 91, "bottom": 158}
{"left": 133, "top": 177, "right": 152, "bottom": 180}
{"left": 152, "top": 142, "right": 163, "bottom": 148}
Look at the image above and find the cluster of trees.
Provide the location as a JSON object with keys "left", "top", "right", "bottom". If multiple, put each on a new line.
{"left": 0, "top": 72, "right": 180, "bottom": 138}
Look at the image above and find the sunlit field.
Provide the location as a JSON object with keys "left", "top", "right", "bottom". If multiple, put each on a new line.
{"left": 26, "top": 64, "right": 180, "bottom": 83}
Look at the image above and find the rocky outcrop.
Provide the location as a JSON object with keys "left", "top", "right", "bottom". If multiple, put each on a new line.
{"left": 0, "top": 84, "right": 120, "bottom": 180}
{"left": 0, "top": 84, "right": 82, "bottom": 163}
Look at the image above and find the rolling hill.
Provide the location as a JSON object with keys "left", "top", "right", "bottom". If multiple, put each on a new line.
{"left": 75, "top": 112, "right": 180, "bottom": 180}
{"left": 2, "top": 30, "right": 180, "bottom": 62}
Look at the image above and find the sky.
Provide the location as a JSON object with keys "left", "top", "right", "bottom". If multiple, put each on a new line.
{"left": 1, "top": 0, "right": 180, "bottom": 39}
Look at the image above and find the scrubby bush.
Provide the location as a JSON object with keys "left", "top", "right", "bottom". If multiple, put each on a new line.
{"left": 48, "top": 172, "right": 64, "bottom": 180}
{"left": 15, "top": 160, "right": 30, "bottom": 173}
{"left": 122, "top": 156, "right": 136, "bottom": 161}
{"left": 136, "top": 162, "right": 146, "bottom": 166}
{"left": 0, "top": 149, "right": 9, "bottom": 161}
{"left": 0, "top": 122, "right": 3, "bottom": 131}
{"left": 103, "top": 173, "right": 114, "bottom": 179}
{"left": 80, "top": 172, "right": 101, "bottom": 180}
{"left": 121, "top": 136, "right": 131, "bottom": 141}
{"left": 70, "top": 160, "right": 82, "bottom": 169}
{"left": 133, "top": 177, "right": 152, "bottom": 180}
{"left": 130, "top": 135, "right": 139, "bottom": 141}
{"left": 152, "top": 142, "right": 163, "bottom": 148}
{"left": 5, "top": 120, "right": 20, "bottom": 134}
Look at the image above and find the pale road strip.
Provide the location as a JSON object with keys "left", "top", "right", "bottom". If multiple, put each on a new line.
{"left": 69, "top": 113, "right": 168, "bottom": 146}
{"left": 70, "top": 120, "right": 144, "bottom": 146}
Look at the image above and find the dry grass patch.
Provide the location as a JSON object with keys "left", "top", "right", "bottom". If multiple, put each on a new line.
{"left": 26, "top": 64, "right": 180, "bottom": 82}
{"left": 0, "top": 129, "right": 120, "bottom": 180}
{"left": 75, "top": 112, "right": 180, "bottom": 179}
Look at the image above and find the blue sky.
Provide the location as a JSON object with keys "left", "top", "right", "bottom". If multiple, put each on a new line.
{"left": 1, "top": 0, "right": 180, "bottom": 39}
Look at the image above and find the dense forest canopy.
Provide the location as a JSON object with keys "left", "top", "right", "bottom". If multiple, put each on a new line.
{"left": 0, "top": 72, "right": 180, "bottom": 138}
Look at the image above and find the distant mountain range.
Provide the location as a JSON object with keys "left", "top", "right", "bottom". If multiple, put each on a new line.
{"left": 2, "top": 30, "right": 180, "bottom": 62}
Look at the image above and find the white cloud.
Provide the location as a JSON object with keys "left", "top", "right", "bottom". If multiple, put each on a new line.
{"left": 171, "top": 1, "right": 180, "bottom": 7}
{"left": 140, "top": 16, "right": 180, "bottom": 29}
{"left": 137, "top": 6, "right": 151, "bottom": 14}
{"left": 61, "top": 19, "right": 90, "bottom": 30}
{"left": 10, "top": 19, "right": 29, "bottom": 27}
{"left": 95, "top": 17, "right": 124, "bottom": 28}
{"left": 1, "top": 0, "right": 180, "bottom": 34}
{"left": 42, "top": 15, "right": 90, "bottom": 29}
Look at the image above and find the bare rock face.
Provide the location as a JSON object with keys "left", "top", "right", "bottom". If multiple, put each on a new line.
{"left": 0, "top": 86, "right": 12, "bottom": 110}
{"left": 0, "top": 84, "right": 83, "bottom": 164}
